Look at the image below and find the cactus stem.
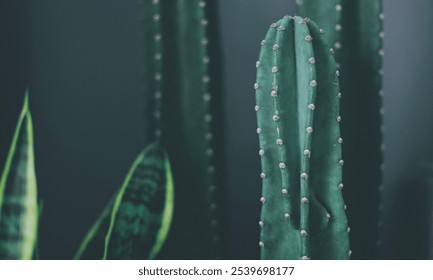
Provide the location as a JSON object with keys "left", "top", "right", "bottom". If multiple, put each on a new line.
{"left": 146, "top": 0, "right": 163, "bottom": 138}
{"left": 257, "top": 16, "right": 349, "bottom": 259}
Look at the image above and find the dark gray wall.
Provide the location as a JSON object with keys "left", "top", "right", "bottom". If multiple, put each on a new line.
{"left": 1, "top": 0, "right": 432, "bottom": 259}
{"left": 380, "top": 0, "right": 433, "bottom": 258}
{"left": 29, "top": 1, "right": 147, "bottom": 259}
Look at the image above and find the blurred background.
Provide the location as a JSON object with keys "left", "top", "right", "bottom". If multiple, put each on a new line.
{"left": 1, "top": 0, "right": 433, "bottom": 259}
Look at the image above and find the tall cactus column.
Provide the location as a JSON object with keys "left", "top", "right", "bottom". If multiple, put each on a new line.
{"left": 298, "top": 0, "right": 384, "bottom": 259}
{"left": 255, "top": 16, "right": 350, "bottom": 260}
{"left": 141, "top": 0, "right": 226, "bottom": 259}
{"left": 143, "top": 0, "right": 164, "bottom": 138}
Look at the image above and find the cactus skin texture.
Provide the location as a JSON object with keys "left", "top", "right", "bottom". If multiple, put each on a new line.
{"left": 298, "top": 0, "right": 384, "bottom": 259}
{"left": 0, "top": 94, "right": 38, "bottom": 260}
{"left": 141, "top": 0, "right": 226, "bottom": 259}
{"left": 255, "top": 16, "right": 350, "bottom": 260}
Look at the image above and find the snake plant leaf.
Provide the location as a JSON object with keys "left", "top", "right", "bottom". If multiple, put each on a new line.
{"left": 0, "top": 94, "right": 38, "bottom": 260}
{"left": 74, "top": 198, "right": 115, "bottom": 260}
{"left": 32, "top": 200, "right": 43, "bottom": 260}
{"left": 101, "top": 142, "right": 174, "bottom": 260}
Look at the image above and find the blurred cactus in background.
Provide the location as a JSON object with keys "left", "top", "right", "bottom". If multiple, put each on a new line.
{"left": 298, "top": 0, "right": 384, "bottom": 259}
{"left": 255, "top": 16, "right": 350, "bottom": 260}
{"left": 141, "top": 0, "right": 227, "bottom": 259}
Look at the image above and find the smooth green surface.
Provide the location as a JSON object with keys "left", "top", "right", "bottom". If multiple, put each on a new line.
{"left": 299, "top": 0, "right": 383, "bottom": 259}
{"left": 256, "top": 16, "right": 349, "bottom": 260}
{"left": 103, "top": 142, "right": 174, "bottom": 260}
{"left": 0, "top": 95, "right": 38, "bottom": 260}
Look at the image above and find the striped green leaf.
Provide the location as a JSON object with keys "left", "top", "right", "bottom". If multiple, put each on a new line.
{"left": 75, "top": 141, "right": 174, "bottom": 260}
{"left": 0, "top": 94, "right": 38, "bottom": 260}
{"left": 103, "top": 142, "right": 174, "bottom": 260}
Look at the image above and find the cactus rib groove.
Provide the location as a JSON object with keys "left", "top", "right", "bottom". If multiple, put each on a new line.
{"left": 255, "top": 16, "right": 350, "bottom": 260}
{"left": 298, "top": 0, "right": 384, "bottom": 259}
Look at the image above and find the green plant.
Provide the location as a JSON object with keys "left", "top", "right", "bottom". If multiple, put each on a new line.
{"left": 255, "top": 16, "right": 350, "bottom": 260}
{"left": 0, "top": 94, "right": 39, "bottom": 260}
{"left": 75, "top": 142, "right": 173, "bottom": 260}
{"left": 141, "top": 0, "right": 227, "bottom": 259}
{"left": 73, "top": 0, "right": 226, "bottom": 260}
{"left": 298, "top": 0, "right": 384, "bottom": 259}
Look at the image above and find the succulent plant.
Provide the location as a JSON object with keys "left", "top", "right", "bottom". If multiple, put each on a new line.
{"left": 141, "top": 0, "right": 227, "bottom": 259}
{"left": 0, "top": 94, "right": 39, "bottom": 260}
{"left": 103, "top": 142, "right": 173, "bottom": 260}
{"left": 298, "top": 0, "right": 384, "bottom": 259}
{"left": 75, "top": 141, "right": 174, "bottom": 260}
{"left": 255, "top": 16, "right": 350, "bottom": 260}
{"left": 75, "top": 0, "right": 225, "bottom": 260}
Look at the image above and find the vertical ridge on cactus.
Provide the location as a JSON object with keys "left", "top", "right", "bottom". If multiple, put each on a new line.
{"left": 255, "top": 16, "right": 350, "bottom": 260}
{"left": 146, "top": 0, "right": 226, "bottom": 259}
{"left": 0, "top": 94, "right": 38, "bottom": 260}
{"left": 298, "top": 0, "right": 384, "bottom": 259}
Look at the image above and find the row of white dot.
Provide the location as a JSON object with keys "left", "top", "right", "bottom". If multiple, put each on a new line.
{"left": 152, "top": 0, "right": 163, "bottom": 137}
{"left": 196, "top": 0, "right": 222, "bottom": 250}
{"left": 255, "top": 19, "right": 349, "bottom": 258}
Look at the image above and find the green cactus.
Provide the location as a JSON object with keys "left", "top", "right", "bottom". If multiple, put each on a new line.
{"left": 141, "top": 0, "right": 226, "bottom": 259}
{"left": 0, "top": 94, "right": 39, "bottom": 260}
{"left": 255, "top": 16, "right": 350, "bottom": 260}
{"left": 75, "top": 142, "right": 174, "bottom": 260}
{"left": 298, "top": 0, "right": 384, "bottom": 259}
